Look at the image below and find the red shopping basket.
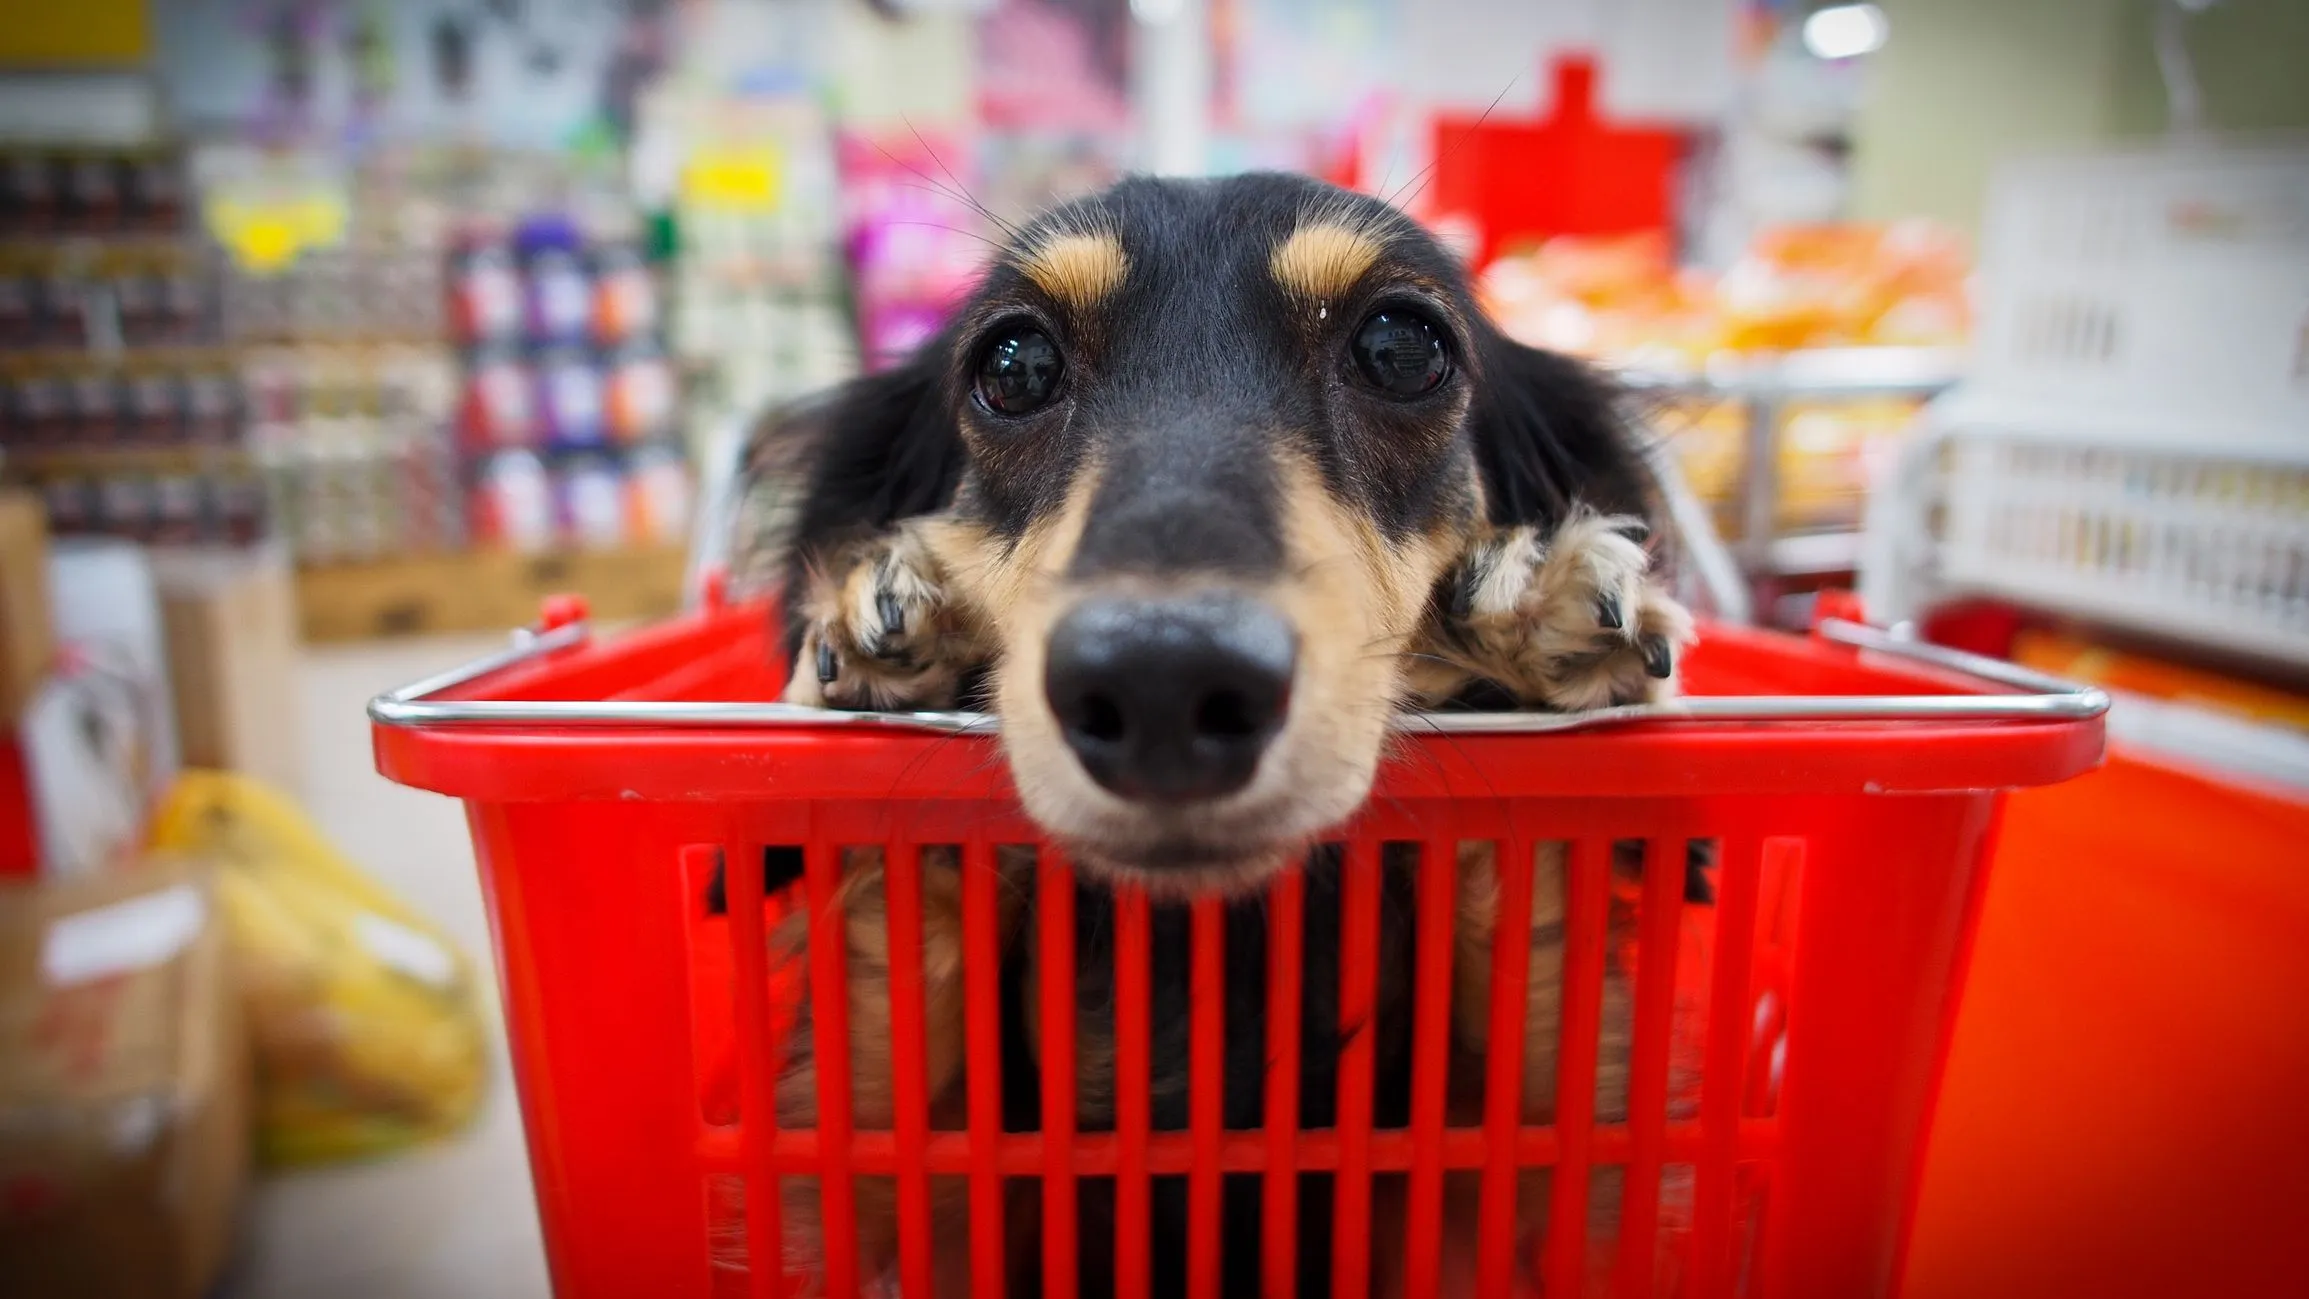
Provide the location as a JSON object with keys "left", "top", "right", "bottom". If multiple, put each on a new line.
{"left": 370, "top": 593, "right": 2104, "bottom": 1299}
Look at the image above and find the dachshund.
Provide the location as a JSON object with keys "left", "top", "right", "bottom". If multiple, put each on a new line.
{"left": 733, "top": 172, "right": 1698, "bottom": 1296}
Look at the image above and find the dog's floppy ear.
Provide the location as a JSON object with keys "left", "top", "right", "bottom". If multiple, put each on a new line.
{"left": 746, "top": 333, "right": 965, "bottom": 650}
{"left": 1467, "top": 329, "right": 1658, "bottom": 531}
{"left": 773, "top": 332, "right": 965, "bottom": 538}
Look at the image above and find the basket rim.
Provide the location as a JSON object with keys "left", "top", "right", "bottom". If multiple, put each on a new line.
{"left": 370, "top": 616, "right": 2107, "bottom": 735}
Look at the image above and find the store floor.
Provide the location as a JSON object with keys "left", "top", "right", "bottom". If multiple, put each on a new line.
{"left": 234, "top": 634, "right": 552, "bottom": 1299}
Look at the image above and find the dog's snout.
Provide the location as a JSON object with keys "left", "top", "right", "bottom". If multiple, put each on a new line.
{"left": 1043, "top": 593, "right": 1295, "bottom": 804}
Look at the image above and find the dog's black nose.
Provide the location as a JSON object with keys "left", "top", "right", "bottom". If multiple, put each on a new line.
{"left": 1043, "top": 593, "right": 1296, "bottom": 803}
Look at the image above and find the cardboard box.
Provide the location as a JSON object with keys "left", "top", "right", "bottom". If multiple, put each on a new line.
{"left": 153, "top": 548, "right": 302, "bottom": 794}
{"left": 0, "top": 862, "right": 250, "bottom": 1298}
{"left": 0, "top": 490, "right": 52, "bottom": 724}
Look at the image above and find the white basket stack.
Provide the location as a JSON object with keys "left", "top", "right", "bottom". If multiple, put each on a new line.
{"left": 1864, "top": 140, "right": 2309, "bottom": 668}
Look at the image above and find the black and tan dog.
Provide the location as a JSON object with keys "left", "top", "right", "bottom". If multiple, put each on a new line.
{"left": 745, "top": 172, "right": 1695, "bottom": 1295}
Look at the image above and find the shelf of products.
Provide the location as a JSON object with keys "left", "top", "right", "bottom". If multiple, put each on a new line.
{"left": 1481, "top": 226, "right": 1969, "bottom": 607}
{"left": 444, "top": 208, "right": 689, "bottom": 556}
{"left": 0, "top": 143, "right": 258, "bottom": 547}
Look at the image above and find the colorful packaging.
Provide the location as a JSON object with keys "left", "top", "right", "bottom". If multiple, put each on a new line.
{"left": 182, "top": 363, "right": 241, "bottom": 446}
{"left": 517, "top": 218, "right": 593, "bottom": 346}
{"left": 589, "top": 244, "right": 659, "bottom": 345}
{"left": 557, "top": 455, "right": 628, "bottom": 549}
{"left": 603, "top": 346, "right": 675, "bottom": 443}
{"left": 0, "top": 152, "right": 58, "bottom": 234}
{"left": 625, "top": 446, "right": 693, "bottom": 545}
{"left": 2012, "top": 630, "right": 2309, "bottom": 733}
{"left": 471, "top": 450, "right": 556, "bottom": 552}
{"left": 459, "top": 347, "right": 537, "bottom": 449}
{"left": 59, "top": 152, "right": 123, "bottom": 233}
{"left": 153, "top": 474, "right": 204, "bottom": 544}
{"left": 445, "top": 238, "right": 522, "bottom": 346}
{"left": 121, "top": 364, "right": 184, "bottom": 447}
{"left": 67, "top": 367, "right": 121, "bottom": 444}
{"left": 535, "top": 349, "right": 607, "bottom": 450}
{"left": 0, "top": 256, "right": 33, "bottom": 346}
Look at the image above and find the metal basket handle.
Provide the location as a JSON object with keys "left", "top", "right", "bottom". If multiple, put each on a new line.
{"left": 370, "top": 615, "right": 2107, "bottom": 733}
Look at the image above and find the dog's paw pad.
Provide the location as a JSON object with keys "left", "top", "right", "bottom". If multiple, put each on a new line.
{"left": 784, "top": 531, "right": 962, "bottom": 711}
{"left": 1442, "top": 510, "right": 1694, "bottom": 711}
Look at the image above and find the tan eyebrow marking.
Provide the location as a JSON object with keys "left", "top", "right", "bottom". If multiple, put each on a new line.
{"left": 1271, "top": 221, "right": 1384, "bottom": 300}
{"left": 1016, "top": 231, "right": 1129, "bottom": 310}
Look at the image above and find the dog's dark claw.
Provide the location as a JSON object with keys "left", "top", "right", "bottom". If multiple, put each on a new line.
{"left": 815, "top": 638, "right": 839, "bottom": 684}
{"left": 1641, "top": 634, "right": 1673, "bottom": 679}
{"left": 1449, "top": 565, "right": 1478, "bottom": 622}
{"left": 877, "top": 591, "right": 906, "bottom": 638}
{"left": 1596, "top": 595, "right": 1624, "bottom": 631}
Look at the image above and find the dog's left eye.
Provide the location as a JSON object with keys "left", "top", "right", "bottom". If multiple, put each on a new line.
{"left": 976, "top": 327, "right": 1064, "bottom": 415}
{"left": 1352, "top": 310, "right": 1450, "bottom": 396}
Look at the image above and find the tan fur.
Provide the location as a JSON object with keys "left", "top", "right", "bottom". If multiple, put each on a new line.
{"left": 1016, "top": 231, "right": 1129, "bottom": 311}
{"left": 1406, "top": 510, "right": 1697, "bottom": 712}
{"left": 782, "top": 520, "right": 977, "bottom": 711}
{"left": 949, "top": 451, "right": 1462, "bottom": 897}
{"left": 1270, "top": 221, "right": 1385, "bottom": 302}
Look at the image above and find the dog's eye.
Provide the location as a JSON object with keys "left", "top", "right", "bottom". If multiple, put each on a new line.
{"left": 975, "top": 327, "right": 1064, "bottom": 415}
{"left": 1352, "top": 310, "right": 1450, "bottom": 396}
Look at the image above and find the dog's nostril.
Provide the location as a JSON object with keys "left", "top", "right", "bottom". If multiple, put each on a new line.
{"left": 1193, "top": 689, "right": 1262, "bottom": 739}
{"left": 1042, "top": 592, "right": 1298, "bottom": 805}
{"left": 1074, "top": 692, "right": 1128, "bottom": 743}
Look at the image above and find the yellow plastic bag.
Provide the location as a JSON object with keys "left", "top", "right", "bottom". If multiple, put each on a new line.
{"left": 148, "top": 770, "right": 488, "bottom": 1166}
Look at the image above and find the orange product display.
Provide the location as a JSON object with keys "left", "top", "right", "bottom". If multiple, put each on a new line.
{"left": 2010, "top": 628, "right": 2309, "bottom": 732}
{"left": 1479, "top": 222, "right": 1971, "bottom": 366}
{"left": 370, "top": 595, "right": 2101, "bottom": 1298}
{"left": 1648, "top": 394, "right": 1925, "bottom": 532}
{"left": 1905, "top": 750, "right": 2309, "bottom": 1299}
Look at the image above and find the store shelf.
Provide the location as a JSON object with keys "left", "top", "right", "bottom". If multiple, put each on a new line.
{"left": 296, "top": 543, "right": 687, "bottom": 643}
{"left": 1621, "top": 345, "right": 1966, "bottom": 399}
{"left": 1767, "top": 529, "right": 1864, "bottom": 575}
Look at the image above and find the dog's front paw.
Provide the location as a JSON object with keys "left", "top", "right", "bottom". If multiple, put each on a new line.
{"left": 1446, "top": 511, "right": 1695, "bottom": 710}
{"left": 784, "top": 524, "right": 977, "bottom": 711}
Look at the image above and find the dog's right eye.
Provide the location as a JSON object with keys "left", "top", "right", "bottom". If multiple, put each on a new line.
{"left": 975, "top": 328, "right": 1064, "bottom": 415}
{"left": 1352, "top": 310, "right": 1450, "bottom": 397}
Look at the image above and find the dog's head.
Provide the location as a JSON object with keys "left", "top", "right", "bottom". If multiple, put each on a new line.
{"left": 787, "top": 173, "right": 1648, "bottom": 894}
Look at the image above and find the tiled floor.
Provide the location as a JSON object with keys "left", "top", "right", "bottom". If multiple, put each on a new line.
{"left": 233, "top": 634, "right": 552, "bottom": 1299}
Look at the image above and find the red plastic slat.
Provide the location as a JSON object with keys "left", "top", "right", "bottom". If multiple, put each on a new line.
{"left": 1039, "top": 857, "right": 1079, "bottom": 1299}
{"left": 1331, "top": 841, "right": 1382, "bottom": 1299}
{"left": 1692, "top": 837, "right": 1762, "bottom": 1294}
{"left": 961, "top": 841, "right": 1007, "bottom": 1298}
{"left": 881, "top": 843, "right": 935, "bottom": 1298}
{"left": 1188, "top": 897, "right": 1226, "bottom": 1295}
{"left": 1477, "top": 839, "right": 1538, "bottom": 1295}
{"left": 1115, "top": 887, "right": 1154, "bottom": 1299}
{"left": 1615, "top": 838, "right": 1688, "bottom": 1296}
{"left": 1543, "top": 838, "right": 1613, "bottom": 1296}
{"left": 723, "top": 843, "right": 785, "bottom": 1299}
{"left": 694, "top": 1115, "right": 1780, "bottom": 1177}
{"left": 1404, "top": 838, "right": 1458, "bottom": 1292}
{"left": 805, "top": 840, "right": 860, "bottom": 1298}
{"left": 1262, "top": 865, "right": 1306, "bottom": 1298}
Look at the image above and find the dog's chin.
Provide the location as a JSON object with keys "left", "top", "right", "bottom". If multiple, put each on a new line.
{"left": 1060, "top": 834, "right": 1308, "bottom": 900}
{"left": 1014, "top": 772, "right": 1377, "bottom": 900}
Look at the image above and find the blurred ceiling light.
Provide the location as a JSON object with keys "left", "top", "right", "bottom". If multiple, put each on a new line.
{"left": 1131, "top": 0, "right": 1186, "bottom": 24}
{"left": 1802, "top": 4, "right": 1890, "bottom": 60}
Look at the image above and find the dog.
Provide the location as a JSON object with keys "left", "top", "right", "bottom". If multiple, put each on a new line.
{"left": 737, "top": 172, "right": 1696, "bottom": 1296}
